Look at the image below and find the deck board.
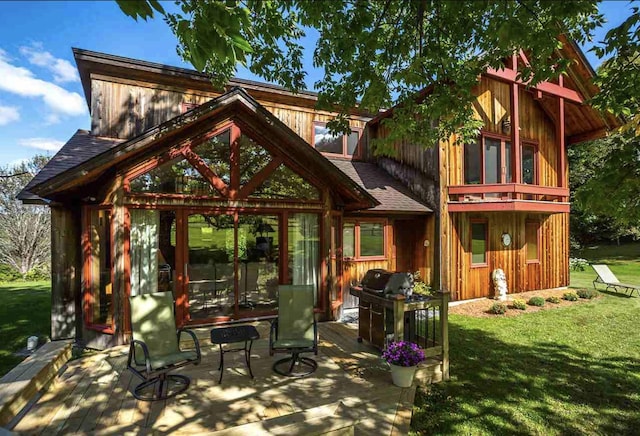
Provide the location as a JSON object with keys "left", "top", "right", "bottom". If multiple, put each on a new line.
{"left": 11, "top": 322, "right": 421, "bottom": 435}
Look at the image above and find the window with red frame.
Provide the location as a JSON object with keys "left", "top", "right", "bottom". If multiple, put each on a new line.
{"left": 313, "top": 122, "right": 361, "bottom": 157}
{"left": 85, "top": 208, "right": 114, "bottom": 329}
{"left": 471, "top": 221, "right": 488, "bottom": 265}
{"left": 343, "top": 220, "right": 385, "bottom": 259}
{"left": 525, "top": 221, "right": 540, "bottom": 262}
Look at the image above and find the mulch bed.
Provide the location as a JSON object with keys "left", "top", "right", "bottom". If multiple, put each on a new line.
{"left": 449, "top": 288, "right": 596, "bottom": 317}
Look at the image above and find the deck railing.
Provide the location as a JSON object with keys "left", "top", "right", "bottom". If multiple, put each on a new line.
{"left": 448, "top": 183, "right": 569, "bottom": 202}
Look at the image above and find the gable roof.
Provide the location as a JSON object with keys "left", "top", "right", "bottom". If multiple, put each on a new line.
{"left": 329, "top": 159, "right": 432, "bottom": 213}
{"left": 22, "top": 87, "right": 378, "bottom": 211}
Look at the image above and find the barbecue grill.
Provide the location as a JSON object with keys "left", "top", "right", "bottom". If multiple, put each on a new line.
{"left": 353, "top": 269, "right": 414, "bottom": 297}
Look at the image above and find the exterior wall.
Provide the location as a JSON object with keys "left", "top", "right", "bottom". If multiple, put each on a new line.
{"left": 445, "top": 211, "right": 569, "bottom": 300}
{"left": 439, "top": 76, "right": 569, "bottom": 299}
{"left": 50, "top": 206, "right": 81, "bottom": 340}
{"left": 89, "top": 77, "right": 368, "bottom": 142}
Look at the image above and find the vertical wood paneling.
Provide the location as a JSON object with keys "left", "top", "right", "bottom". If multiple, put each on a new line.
{"left": 91, "top": 79, "right": 367, "bottom": 142}
{"left": 446, "top": 211, "right": 569, "bottom": 300}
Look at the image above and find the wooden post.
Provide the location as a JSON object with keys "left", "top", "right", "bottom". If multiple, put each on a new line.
{"left": 440, "top": 291, "right": 450, "bottom": 380}
{"left": 511, "top": 83, "right": 521, "bottom": 186}
{"left": 111, "top": 184, "right": 127, "bottom": 345}
{"left": 50, "top": 205, "right": 81, "bottom": 340}
{"left": 393, "top": 298, "right": 404, "bottom": 342}
{"left": 557, "top": 77, "right": 566, "bottom": 188}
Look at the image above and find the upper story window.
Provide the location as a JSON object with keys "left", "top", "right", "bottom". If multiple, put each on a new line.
{"left": 464, "top": 133, "right": 538, "bottom": 185}
{"left": 313, "top": 122, "right": 361, "bottom": 158}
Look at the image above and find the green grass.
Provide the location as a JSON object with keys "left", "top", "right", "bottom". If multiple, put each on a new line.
{"left": 412, "top": 243, "right": 640, "bottom": 435}
{"left": 0, "top": 281, "right": 51, "bottom": 377}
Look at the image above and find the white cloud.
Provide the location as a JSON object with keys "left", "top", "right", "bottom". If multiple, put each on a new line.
{"left": 0, "top": 104, "right": 20, "bottom": 125}
{"left": 18, "top": 137, "right": 65, "bottom": 152}
{"left": 44, "top": 113, "right": 61, "bottom": 125}
{"left": 0, "top": 49, "right": 86, "bottom": 117}
{"left": 19, "top": 43, "right": 79, "bottom": 83}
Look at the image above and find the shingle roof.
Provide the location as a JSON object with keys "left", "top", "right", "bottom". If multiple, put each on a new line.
{"left": 18, "top": 130, "right": 124, "bottom": 203}
{"left": 328, "top": 159, "right": 432, "bottom": 213}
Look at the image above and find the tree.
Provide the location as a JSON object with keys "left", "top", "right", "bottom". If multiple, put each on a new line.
{"left": 116, "top": 0, "right": 614, "bottom": 151}
{"left": 0, "top": 156, "right": 51, "bottom": 279}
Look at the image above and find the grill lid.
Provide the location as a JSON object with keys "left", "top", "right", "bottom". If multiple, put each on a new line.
{"left": 359, "top": 269, "right": 414, "bottom": 295}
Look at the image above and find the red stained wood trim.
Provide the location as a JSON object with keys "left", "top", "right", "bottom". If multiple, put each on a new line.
{"left": 229, "top": 125, "right": 241, "bottom": 200}
{"left": 182, "top": 148, "right": 230, "bottom": 197}
{"left": 557, "top": 96, "right": 566, "bottom": 188}
{"left": 449, "top": 183, "right": 569, "bottom": 197}
{"left": 512, "top": 83, "right": 522, "bottom": 184}
{"left": 123, "top": 207, "right": 131, "bottom": 333}
{"left": 237, "top": 157, "right": 283, "bottom": 199}
{"left": 485, "top": 68, "right": 583, "bottom": 104}
{"left": 448, "top": 200, "right": 570, "bottom": 213}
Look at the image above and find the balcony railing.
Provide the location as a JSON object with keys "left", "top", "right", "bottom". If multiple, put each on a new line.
{"left": 448, "top": 183, "right": 570, "bottom": 213}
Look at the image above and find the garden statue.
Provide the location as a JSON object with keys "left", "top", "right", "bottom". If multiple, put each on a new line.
{"left": 491, "top": 268, "right": 508, "bottom": 301}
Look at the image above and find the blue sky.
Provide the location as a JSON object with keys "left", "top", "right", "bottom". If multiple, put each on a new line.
{"left": 0, "top": 1, "right": 634, "bottom": 167}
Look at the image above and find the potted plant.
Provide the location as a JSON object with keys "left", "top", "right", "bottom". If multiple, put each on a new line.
{"left": 382, "top": 341, "right": 425, "bottom": 387}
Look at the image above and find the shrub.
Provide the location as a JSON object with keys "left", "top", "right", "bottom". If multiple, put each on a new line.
{"left": 577, "top": 288, "right": 599, "bottom": 299}
{"left": 511, "top": 299, "right": 527, "bottom": 310}
{"left": 24, "top": 266, "right": 50, "bottom": 281}
{"left": 528, "top": 296, "right": 545, "bottom": 307}
{"left": 0, "top": 264, "right": 21, "bottom": 282}
{"left": 546, "top": 296, "right": 561, "bottom": 304}
{"left": 489, "top": 302, "right": 507, "bottom": 315}
{"left": 569, "top": 258, "right": 589, "bottom": 271}
{"left": 563, "top": 292, "right": 578, "bottom": 301}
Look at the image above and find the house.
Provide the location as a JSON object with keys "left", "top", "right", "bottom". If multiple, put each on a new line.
{"left": 19, "top": 42, "right": 616, "bottom": 348}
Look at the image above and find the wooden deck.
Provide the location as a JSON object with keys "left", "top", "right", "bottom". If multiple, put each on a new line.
{"left": 10, "top": 322, "right": 425, "bottom": 435}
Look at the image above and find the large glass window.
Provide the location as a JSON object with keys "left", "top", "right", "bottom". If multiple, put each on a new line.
{"left": 522, "top": 144, "right": 537, "bottom": 185}
{"left": 238, "top": 215, "right": 280, "bottom": 311}
{"left": 526, "top": 221, "right": 539, "bottom": 262}
{"left": 471, "top": 222, "right": 487, "bottom": 265}
{"left": 313, "top": 123, "right": 361, "bottom": 157}
{"left": 88, "top": 209, "right": 113, "bottom": 327}
{"left": 251, "top": 164, "right": 320, "bottom": 200}
{"left": 464, "top": 136, "right": 512, "bottom": 185}
{"left": 192, "top": 130, "right": 231, "bottom": 184}
{"left": 130, "top": 209, "right": 177, "bottom": 297}
{"left": 342, "top": 220, "right": 386, "bottom": 259}
{"left": 129, "top": 157, "right": 217, "bottom": 195}
{"left": 288, "top": 214, "right": 320, "bottom": 300}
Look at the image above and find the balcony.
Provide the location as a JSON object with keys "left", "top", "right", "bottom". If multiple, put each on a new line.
{"left": 448, "top": 183, "right": 570, "bottom": 213}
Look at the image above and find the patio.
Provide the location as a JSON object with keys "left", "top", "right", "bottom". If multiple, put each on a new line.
{"left": 10, "top": 321, "right": 435, "bottom": 435}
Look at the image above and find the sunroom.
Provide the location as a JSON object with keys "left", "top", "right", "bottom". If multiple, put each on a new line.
{"left": 25, "top": 88, "right": 377, "bottom": 347}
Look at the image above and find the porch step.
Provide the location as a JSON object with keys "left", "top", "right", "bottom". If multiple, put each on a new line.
{"left": 415, "top": 358, "right": 443, "bottom": 385}
{"left": 211, "top": 400, "right": 361, "bottom": 436}
{"left": 0, "top": 340, "right": 73, "bottom": 427}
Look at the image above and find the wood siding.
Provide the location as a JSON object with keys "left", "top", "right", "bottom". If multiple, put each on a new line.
{"left": 90, "top": 77, "right": 367, "bottom": 142}
{"left": 445, "top": 212, "right": 569, "bottom": 300}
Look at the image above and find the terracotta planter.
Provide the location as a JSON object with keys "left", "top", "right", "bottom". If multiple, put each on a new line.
{"left": 389, "top": 363, "right": 417, "bottom": 387}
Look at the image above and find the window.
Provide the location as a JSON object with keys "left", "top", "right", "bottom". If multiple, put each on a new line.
{"left": 85, "top": 208, "right": 113, "bottom": 329}
{"left": 342, "top": 220, "right": 385, "bottom": 259}
{"left": 522, "top": 143, "right": 537, "bottom": 185}
{"left": 471, "top": 221, "right": 487, "bottom": 265}
{"left": 525, "top": 221, "right": 539, "bottom": 262}
{"left": 313, "top": 122, "right": 361, "bottom": 157}
{"left": 464, "top": 135, "right": 512, "bottom": 185}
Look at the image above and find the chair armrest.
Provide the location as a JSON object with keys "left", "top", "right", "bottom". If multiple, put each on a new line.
{"left": 177, "top": 328, "right": 202, "bottom": 361}
{"left": 128, "top": 339, "right": 152, "bottom": 375}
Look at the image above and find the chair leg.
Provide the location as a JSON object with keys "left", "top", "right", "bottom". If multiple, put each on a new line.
{"left": 133, "top": 373, "right": 190, "bottom": 401}
{"left": 273, "top": 352, "right": 318, "bottom": 377}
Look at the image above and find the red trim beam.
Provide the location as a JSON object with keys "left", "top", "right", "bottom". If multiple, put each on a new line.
{"left": 485, "top": 68, "right": 583, "bottom": 104}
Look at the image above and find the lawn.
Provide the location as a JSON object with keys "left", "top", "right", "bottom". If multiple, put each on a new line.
{"left": 0, "top": 281, "right": 51, "bottom": 377}
{"left": 412, "top": 243, "right": 640, "bottom": 435}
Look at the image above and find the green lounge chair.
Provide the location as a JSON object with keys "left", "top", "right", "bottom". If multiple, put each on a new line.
{"left": 128, "top": 291, "right": 201, "bottom": 400}
{"left": 592, "top": 264, "right": 640, "bottom": 297}
{"left": 269, "top": 285, "right": 318, "bottom": 377}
